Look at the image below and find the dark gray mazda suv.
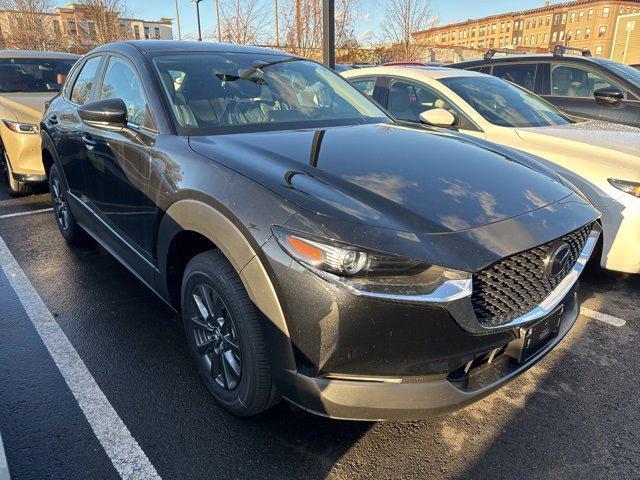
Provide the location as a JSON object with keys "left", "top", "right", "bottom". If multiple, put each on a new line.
{"left": 41, "top": 41, "right": 600, "bottom": 421}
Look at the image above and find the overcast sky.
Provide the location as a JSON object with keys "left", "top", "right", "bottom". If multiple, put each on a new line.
{"left": 55, "top": 0, "right": 567, "bottom": 43}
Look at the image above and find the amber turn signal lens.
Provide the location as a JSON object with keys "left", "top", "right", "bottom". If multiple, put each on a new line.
{"left": 285, "top": 235, "right": 325, "bottom": 263}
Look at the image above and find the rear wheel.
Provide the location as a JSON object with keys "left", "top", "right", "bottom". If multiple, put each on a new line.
{"left": 1, "top": 149, "right": 32, "bottom": 196}
{"left": 49, "top": 162, "right": 87, "bottom": 245}
{"left": 181, "top": 250, "right": 278, "bottom": 417}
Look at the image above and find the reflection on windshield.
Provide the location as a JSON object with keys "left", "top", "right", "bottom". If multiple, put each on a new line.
{"left": 153, "top": 53, "right": 389, "bottom": 134}
{"left": 441, "top": 76, "right": 573, "bottom": 128}
{"left": 0, "top": 58, "right": 76, "bottom": 93}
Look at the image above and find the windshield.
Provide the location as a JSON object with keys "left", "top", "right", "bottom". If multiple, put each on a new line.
{"left": 153, "top": 53, "right": 389, "bottom": 134}
{"left": 0, "top": 58, "right": 76, "bottom": 93}
{"left": 591, "top": 57, "right": 640, "bottom": 89}
{"left": 441, "top": 75, "right": 573, "bottom": 128}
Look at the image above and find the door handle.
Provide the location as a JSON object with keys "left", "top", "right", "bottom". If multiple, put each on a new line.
{"left": 48, "top": 114, "right": 59, "bottom": 125}
{"left": 81, "top": 134, "right": 96, "bottom": 150}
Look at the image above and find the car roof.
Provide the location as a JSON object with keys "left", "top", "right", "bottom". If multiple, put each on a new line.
{"left": 344, "top": 65, "right": 483, "bottom": 80}
{"left": 95, "top": 40, "right": 292, "bottom": 57}
{"left": 455, "top": 54, "right": 594, "bottom": 66}
{"left": 0, "top": 50, "right": 80, "bottom": 59}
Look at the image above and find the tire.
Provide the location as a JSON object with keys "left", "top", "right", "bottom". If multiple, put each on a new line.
{"left": 49, "top": 162, "right": 87, "bottom": 245}
{"left": 181, "top": 250, "right": 278, "bottom": 417}
{"left": 1, "top": 149, "right": 32, "bottom": 196}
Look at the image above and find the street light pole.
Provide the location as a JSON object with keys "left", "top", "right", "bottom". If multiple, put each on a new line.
{"left": 192, "top": 0, "right": 203, "bottom": 42}
{"left": 322, "top": 0, "right": 335, "bottom": 69}
{"left": 274, "top": 0, "right": 279, "bottom": 48}
{"left": 174, "top": 0, "right": 182, "bottom": 40}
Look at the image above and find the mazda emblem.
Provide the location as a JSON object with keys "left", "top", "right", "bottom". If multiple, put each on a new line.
{"left": 545, "top": 243, "right": 572, "bottom": 279}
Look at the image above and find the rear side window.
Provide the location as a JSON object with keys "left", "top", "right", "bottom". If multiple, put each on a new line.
{"left": 492, "top": 63, "right": 537, "bottom": 92}
{"left": 70, "top": 56, "right": 102, "bottom": 105}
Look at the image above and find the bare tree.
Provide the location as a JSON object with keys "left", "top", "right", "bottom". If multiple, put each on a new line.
{"left": 74, "top": 0, "right": 131, "bottom": 47}
{"left": 380, "top": 0, "right": 436, "bottom": 60}
{"left": 219, "top": 0, "right": 270, "bottom": 45}
{"left": 0, "top": 0, "right": 62, "bottom": 50}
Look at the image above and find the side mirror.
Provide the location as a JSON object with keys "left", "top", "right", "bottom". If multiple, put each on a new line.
{"left": 419, "top": 108, "right": 456, "bottom": 128}
{"left": 78, "top": 98, "right": 128, "bottom": 131}
{"left": 594, "top": 87, "right": 624, "bottom": 105}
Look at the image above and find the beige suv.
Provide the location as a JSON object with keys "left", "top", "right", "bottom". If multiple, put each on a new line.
{"left": 0, "top": 51, "right": 78, "bottom": 195}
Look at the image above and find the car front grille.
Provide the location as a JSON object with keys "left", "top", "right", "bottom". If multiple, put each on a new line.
{"left": 471, "top": 223, "right": 593, "bottom": 328}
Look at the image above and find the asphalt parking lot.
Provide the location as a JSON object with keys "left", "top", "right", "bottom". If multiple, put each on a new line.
{"left": 0, "top": 183, "right": 638, "bottom": 480}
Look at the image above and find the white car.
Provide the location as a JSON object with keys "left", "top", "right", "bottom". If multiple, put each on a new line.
{"left": 342, "top": 66, "right": 640, "bottom": 274}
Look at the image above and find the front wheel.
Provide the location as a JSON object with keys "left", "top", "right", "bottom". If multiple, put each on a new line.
{"left": 181, "top": 250, "right": 278, "bottom": 417}
{"left": 1, "top": 150, "right": 32, "bottom": 196}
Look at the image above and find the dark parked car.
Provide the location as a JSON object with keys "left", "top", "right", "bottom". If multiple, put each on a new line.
{"left": 452, "top": 47, "right": 640, "bottom": 127}
{"left": 41, "top": 41, "right": 599, "bottom": 421}
{"left": 632, "top": 64, "right": 640, "bottom": 71}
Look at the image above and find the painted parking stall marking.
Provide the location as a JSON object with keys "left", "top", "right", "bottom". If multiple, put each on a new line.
{"left": 580, "top": 307, "right": 627, "bottom": 327}
{"left": 0, "top": 430, "right": 9, "bottom": 480}
{"left": 0, "top": 235, "right": 162, "bottom": 480}
{"left": 0, "top": 207, "right": 53, "bottom": 220}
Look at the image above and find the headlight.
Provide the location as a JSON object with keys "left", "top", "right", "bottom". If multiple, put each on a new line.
{"left": 2, "top": 119, "right": 39, "bottom": 134}
{"left": 608, "top": 178, "right": 640, "bottom": 198}
{"left": 273, "top": 226, "right": 471, "bottom": 300}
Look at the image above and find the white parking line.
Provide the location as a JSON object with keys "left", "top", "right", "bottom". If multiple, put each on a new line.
{"left": 0, "top": 430, "right": 9, "bottom": 480}
{"left": 0, "top": 236, "right": 161, "bottom": 480}
{"left": 0, "top": 208, "right": 53, "bottom": 219}
{"left": 580, "top": 307, "right": 627, "bottom": 327}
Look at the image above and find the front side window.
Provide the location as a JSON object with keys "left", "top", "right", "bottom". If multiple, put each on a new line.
{"left": 153, "top": 53, "right": 388, "bottom": 134}
{"left": 591, "top": 57, "right": 640, "bottom": 90}
{"left": 0, "top": 57, "right": 76, "bottom": 93}
{"left": 551, "top": 64, "right": 624, "bottom": 98}
{"left": 70, "top": 56, "right": 102, "bottom": 104}
{"left": 100, "top": 56, "right": 150, "bottom": 127}
{"left": 441, "top": 75, "right": 573, "bottom": 128}
{"left": 492, "top": 63, "right": 537, "bottom": 92}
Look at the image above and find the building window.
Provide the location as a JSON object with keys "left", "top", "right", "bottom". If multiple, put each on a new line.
{"left": 546, "top": 15, "right": 551, "bottom": 26}
{"left": 544, "top": 33, "right": 549, "bottom": 43}
{"left": 532, "top": 18, "right": 537, "bottom": 28}
{"left": 599, "top": 25, "right": 607, "bottom": 37}
{"left": 602, "top": 6, "right": 610, "bottom": 18}
{"left": 561, "top": 13, "right": 567, "bottom": 24}
{"left": 575, "top": 29, "right": 581, "bottom": 40}
{"left": 144, "top": 26, "right": 150, "bottom": 39}
{"left": 500, "top": 22, "right": 505, "bottom": 33}
{"left": 578, "top": 10, "right": 584, "bottom": 21}
{"left": 620, "top": 7, "right": 625, "bottom": 14}
{"left": 154, "top": 27, "right": 160, "bottom": 39}
{"left": 585, "top": 27, "right": 591, "bottom": 38}
{"left": 559, "top": 31, "right": 565, "bottom": 41}
{"left": 53, "top": 20, "right": 61, "bottom": 35}
{"left": 492, "top": 23, "right": 496, "bottom": 33}
{"left": 507, "top": 21, "right": 511, "bottom": 31}
{"left": 67, "top": 19, "right": 77, "bottom": 35}
{"left": 567, "top": 30, "right": 572, "bottom": 41}
{"left": 588, "top": 9, "right": 594, "bottom": 20}
{"left": 570, "top": 12, "right": 575, "bottom": 23}
{"left": 552, "top": 31, "right": 558, "bottom": 42}
{"left": 134, "top": 24, "right": 140, "bottom": 38}
{"left": 536, "top": 34, "right": 540, "bottom": 44}
{"left": 595, "top": 45, "right": 603, "bottom": 55}
{"left": 554, "top": 14, "right": 560, "bottom": 25}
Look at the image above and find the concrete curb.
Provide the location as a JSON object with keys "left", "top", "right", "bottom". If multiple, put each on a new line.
{"left": 0, "top": 430, "right": 10, "bottom": 480}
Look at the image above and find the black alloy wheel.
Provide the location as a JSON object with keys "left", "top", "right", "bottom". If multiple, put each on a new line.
{"left": 48, "top": 163, "right": 87, "bottom": 245}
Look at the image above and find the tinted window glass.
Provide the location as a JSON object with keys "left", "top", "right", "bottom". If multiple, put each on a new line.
{"left": 387, "top": 79, "right": 459, "bottom": 123}
{"left": 551, "top": 64, "right": 625, "bottom": 98}
{"left": 100, "top": 56, "right": 150, "bottom": 127}
{"left": 71, "top": 56, "right": 102, "bottom": 105}
{"left": 152, "top": 53, "right": 388, "bottom": 134}
{"left": 442, "top": 75, "right": 572, "bottom": 128}
{"left": 0, "top": 58, "right": 76, "bottom": 93}
{"left": 492, "top": 63, "right": 537, "bottom": 91}
{"left": 350, "top": 78, "right": 376, "bottom": 97}
{"left": 591, "top": 57, "right": 640, "bottom": 90}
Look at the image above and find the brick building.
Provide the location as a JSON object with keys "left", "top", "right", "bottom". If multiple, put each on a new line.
{"left": 413, "top": 0, "right": 640, "bottom": 62}
{"left": 0, "top": 2, "right": 172, "bottom": 52}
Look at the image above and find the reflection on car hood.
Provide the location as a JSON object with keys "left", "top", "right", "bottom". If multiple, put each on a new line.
{"left": 190, "top": 123, "right": 572, "bottom": 233}
{"left": 515, "top": 120, "right": 640, "bottom": 177}
{"left": 0, "top": 92, "right": 57, "bottom": 124}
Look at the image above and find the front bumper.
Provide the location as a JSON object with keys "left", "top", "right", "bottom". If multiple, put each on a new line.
{"left": 599, "top": 195, "right": 640, "bottom": 274}
{"left": 283, "top": 289, "right": 580, "bottom": 421}
{"left": 1, "top": 125, "right": 46, "bottom": 181}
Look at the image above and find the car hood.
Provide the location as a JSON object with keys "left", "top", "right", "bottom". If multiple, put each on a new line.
{"left": 189, "top": 123, "right": 573, "bottom": 234}
{"left": 515, "top": 121, "right": 640, "bottom": 179}
{"left": 0, "top": 92, "right": 57, "bottom": 124}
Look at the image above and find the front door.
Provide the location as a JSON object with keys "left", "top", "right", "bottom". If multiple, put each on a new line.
{"left": 82, "top": 55, "right": 158, "bottom": 273}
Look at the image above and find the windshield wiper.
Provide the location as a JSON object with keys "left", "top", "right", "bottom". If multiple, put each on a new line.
{"left": 240, "top": 57, "right": 302, "bottom": 80}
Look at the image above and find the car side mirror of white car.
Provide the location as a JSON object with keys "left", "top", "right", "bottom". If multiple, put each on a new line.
{"left": 419, "top": 108, "right": 456, "bottom": 128}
